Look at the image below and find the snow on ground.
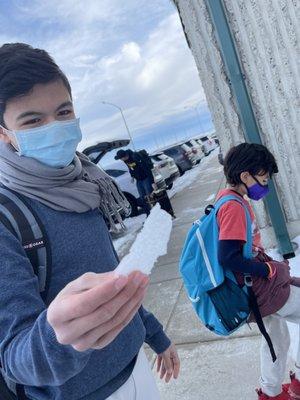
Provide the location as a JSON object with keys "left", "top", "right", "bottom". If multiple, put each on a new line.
{"left": 113, "top": 214, "right": 146, "bottom": 256}
{"left": 168, "top": 148, "right": 219, "bottom": 198}
{"left": 182, "top": 207, "right": 204, "bottom": 214}
{"left": 205, "top": 194, "right": 216, "bottom": 202}
{"left": 201, "top": 165, "right": 223, "bottom": 175}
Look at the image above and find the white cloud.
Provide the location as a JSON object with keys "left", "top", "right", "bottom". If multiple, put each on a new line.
{"left": 122, "top": 42, "right": 141, "bottom": 63}
{"left": 15, "top": 0, "right": 123, "bottom": 24}
{"left": 4, "top": 1, "right": 207, "bottom": 148}
{"left": 71, "top": 13, "right": 206, "bottom": 145}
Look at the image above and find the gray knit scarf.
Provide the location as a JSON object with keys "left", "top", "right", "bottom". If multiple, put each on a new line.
{"left": 0, "top": 142, "right": 130, "bottom": 232}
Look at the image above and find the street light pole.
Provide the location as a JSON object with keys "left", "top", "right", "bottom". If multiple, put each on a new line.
{"left": 184, "top": 104, "right": 204, "bottom": 134}
{"left": 101, "top": 101, "right": 137, "bottom": 151}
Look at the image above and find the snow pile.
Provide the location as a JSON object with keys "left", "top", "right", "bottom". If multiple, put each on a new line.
{"left": 113, "top": 214, "right": 146, "bottom": 256}
{"left": 182, "top": 206, "right": 204, "bottom": 215}
{"left": 115, "top": 204, "right": 173, "bottom": 276}
{"left": 168, "top": 148, "right": 220, "bottom": 198}
{"left": 205, "top": 194, "right": 215, "bottom": 202}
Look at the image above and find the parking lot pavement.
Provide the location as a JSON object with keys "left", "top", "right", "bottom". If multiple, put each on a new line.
{"left": 142, "top": 153, "right": 294, "bottom": 400}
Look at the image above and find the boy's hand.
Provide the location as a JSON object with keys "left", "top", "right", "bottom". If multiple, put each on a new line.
{"left": 47, "top": 271, "right": 149, "bottom": 352}
{"left": 266, "top": 260, "right": 291, "bottom": 281}
{"left": 156, "top": 343, "right": 180, "bottom": 383}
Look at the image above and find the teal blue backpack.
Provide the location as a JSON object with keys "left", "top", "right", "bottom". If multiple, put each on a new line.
{"left": 179, "top": 194, "right": 276, "bottom": 361}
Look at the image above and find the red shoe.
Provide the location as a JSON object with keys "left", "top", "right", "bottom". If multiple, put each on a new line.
{"left": 256, "top": 388, "right": 292, "bottom": 399}
{"left": 288, "top": 372, "right": 300, "bottom": 399}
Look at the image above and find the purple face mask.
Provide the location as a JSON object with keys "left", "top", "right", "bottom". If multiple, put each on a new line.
{"left": 246, "top": 177, "right": 270, "bottom": 201}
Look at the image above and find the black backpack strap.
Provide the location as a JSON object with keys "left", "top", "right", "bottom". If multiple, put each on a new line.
{"left": 0, "top": 187, "right": 51, "bottom": 301}
{"left": 0, "top": 188, "right": 52, "bottom": 399}
{"left": 0, "top": 367, "right": 25, "bottom": 399}
{"left": 0, "top": 373, "right": 17, "bottom": 399}
{"left": 244, "top": 276, "right": 277, "bottom": 362}
{"left": 15, "top": 385, "right": 27, "bottom": 400}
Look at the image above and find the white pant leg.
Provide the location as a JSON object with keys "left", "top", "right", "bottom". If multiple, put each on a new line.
{"left": 296, "top": 328, "right": 300, "bottom": 381}
{"left": 132, "top": 348, "right": 161, "bottom": 400}
{"left": 276, "top": 285, "right": 300, "bottom": 381}
{"left": 107, "top": 374, "right": 136, "bottom": 400}
{"left": 260, "top": 316, "right": 290, "bottom": 397}
{"left": 107, "top": 348, "right": 160, "bottom": 400}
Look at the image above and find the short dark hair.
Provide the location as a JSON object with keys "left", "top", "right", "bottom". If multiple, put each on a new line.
{"left": 115, "top": 150, "right": 128, "bottom": 160}
{"left": 0, "top": 43, "right": 72, "bottom": 127}
{"left": 223, "top": 143, "right": 278, "bottom": 185}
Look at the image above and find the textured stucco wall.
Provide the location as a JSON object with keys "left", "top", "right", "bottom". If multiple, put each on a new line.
{"left": 174, "top": 0, "right": 300, "bottom": 246}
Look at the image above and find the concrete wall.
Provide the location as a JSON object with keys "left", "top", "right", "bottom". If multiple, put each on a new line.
{"left": 173, "top": 0, "right": 300, "bottom": 246}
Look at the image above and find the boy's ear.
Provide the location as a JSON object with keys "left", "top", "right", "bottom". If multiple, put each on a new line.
{"left": 240, "top": 171, "right": 250, "bottom": 184}
{"left": 0, "top": 126, "right": 11, "bottom": 143}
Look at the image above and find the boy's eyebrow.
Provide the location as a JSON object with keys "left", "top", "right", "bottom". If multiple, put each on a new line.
{"left": 16, "top": 101, "right": 74, "bottom": 121}
{"left": 55, "top": 101, "right": 73, "bottom": 112}
{"left": 16, "top": 110, "right": 43, "bottom": 121}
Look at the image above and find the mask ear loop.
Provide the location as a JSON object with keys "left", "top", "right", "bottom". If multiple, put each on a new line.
{"left": 243, "top": 182, "right": 250, "bottom": 196}
{"left": 252, "top": 175, "right": 268, "bottom": 188}
{"left": 0, "top": 125, "right": 19, "bottom": 151}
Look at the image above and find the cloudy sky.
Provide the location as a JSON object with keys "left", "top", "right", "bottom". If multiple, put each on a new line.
{"left": 1, "top": 0, "right": 214, "bottom": 162}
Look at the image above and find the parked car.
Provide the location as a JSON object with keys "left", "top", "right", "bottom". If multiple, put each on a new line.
{"left": 181, "top": 143, "right": 198, "bottom": 165}
{"left": 82, "top": 139, "right": 131, "bottom": 164}
{"left": 197, "top": 135, "right": 218, "bottom": 156}
{"left": 104, "top": 166, "right": 140, "bottom": 217}
{"left": 211, "top": 133, "right": 220, "bottom": 145}
{"left": 184, "top": 139, "right": 203, "bottom": 164}
{"left": 150, "top": 152, "right": 180, "bottom": 189}
{"left": 163, "top": 144, "right": 196, "bottom": 176}
{"left": 82, "top": 140, "right": 167, "bottom": 218}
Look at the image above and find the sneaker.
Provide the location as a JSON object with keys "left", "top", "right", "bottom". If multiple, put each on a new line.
{"left": 288, "top": 372, "right": 300, "bottom": 399}
{"left": 256, "top": 388, "right": 292, "bottom": 399}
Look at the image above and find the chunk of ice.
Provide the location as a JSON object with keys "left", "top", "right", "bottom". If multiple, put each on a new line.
{"left": 115, "top": 204, "right": 173, "bottom": 276}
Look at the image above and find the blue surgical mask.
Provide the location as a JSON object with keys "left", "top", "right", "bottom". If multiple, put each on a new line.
{"left": 5, "top": 118, "right": 82, "bottom": 168}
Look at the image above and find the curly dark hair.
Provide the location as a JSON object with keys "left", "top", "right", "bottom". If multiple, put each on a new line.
{"left": 223, "top": 143, "right": 278, "bottom": 185}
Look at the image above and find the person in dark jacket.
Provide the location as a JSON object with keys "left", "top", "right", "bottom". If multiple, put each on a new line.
{"left": 115, "top": 149, "right": 154, "bottom": 215}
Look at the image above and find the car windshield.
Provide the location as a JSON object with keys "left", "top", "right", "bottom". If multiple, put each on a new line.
{"left": 199, "top": 136, "right": 209, "bottom": 142}
{"left": 181, "top": 144, "right": 190, "bottom": 150}
{"left": 86, "top": 151, "right": 100, "bottom": 162}
{"left": 165, "top": 147, "right": 179, "bottom": 154}
{"left": 151, "top": 155, "right": 162, "bottom": 162}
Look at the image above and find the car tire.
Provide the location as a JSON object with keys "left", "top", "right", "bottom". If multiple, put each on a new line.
{"left": 177, "top": 166, "right": 184, "bottom": 176}
{"left": 124, "top": 193, "right": 139, "bottom": 217}
{"left": 167, "top": 183, "right": 173, "bottom": 190}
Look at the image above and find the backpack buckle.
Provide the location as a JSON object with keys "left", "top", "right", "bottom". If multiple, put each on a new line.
{"left": 204, "top": 204, "right": 214, "bottom": 215}
{"left": 244, "top": 275, "right": 253, "bottom": 287}
{"left": 189, "top": 295, "right": 200, "bottom": 303}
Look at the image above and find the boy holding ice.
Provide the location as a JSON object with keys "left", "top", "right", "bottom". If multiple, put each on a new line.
{"left": 0, "top": 43, "right": 179, "bottom": 400}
